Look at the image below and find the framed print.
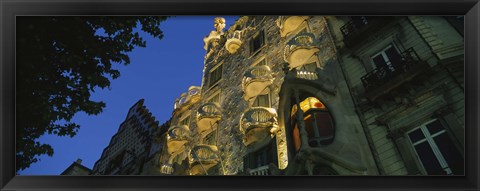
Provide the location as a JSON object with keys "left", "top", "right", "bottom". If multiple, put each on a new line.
{"left": 1, "top": 0, "right": 479, "bottom": 190}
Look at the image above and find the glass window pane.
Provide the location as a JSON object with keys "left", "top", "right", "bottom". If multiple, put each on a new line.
{"left": 433, "top": 133, "right": 464, "bottom": 175}
{"left": 414, "top": 141, "right": 446, "bottom": 175}
{"left": 408, "top": 129, "right": 425, "bottom": 143}
{"left": 315, "top": 112, "right": 335, "bottom": 145}
{"left": 293, "top": 123, "right": 301, "bottom": 152}
{"left": 426, "top": 120, "right": 444, "bottom": 135}
{"left": 384, "top": 46, "right": 402, "bottom": 67}
{"left": 372, "top": 54, "right": 387, "bottom": 69}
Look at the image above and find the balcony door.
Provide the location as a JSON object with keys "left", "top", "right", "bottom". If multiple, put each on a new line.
{"left": 371, "top": 44, "right": 402, "bottom": 74}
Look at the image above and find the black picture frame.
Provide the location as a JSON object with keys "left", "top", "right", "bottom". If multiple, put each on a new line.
{"left": 1, "top": 0, "right": 478, "bottom": 190}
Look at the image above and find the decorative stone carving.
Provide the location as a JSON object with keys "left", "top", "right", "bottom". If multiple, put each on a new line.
{"left": 276, "top": 16, "right": 310, "bottom": 37}
{"left": 203, "top": 17, "right": 226, "bottom": 60}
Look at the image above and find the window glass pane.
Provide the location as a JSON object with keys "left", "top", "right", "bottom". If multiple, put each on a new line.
{"left": 426, "top": 120, "right": 444, "bottom": 135}
{"left": 251, "top": 31, "right": 264, "bottom": 53}
{"left": 414, "top": 141, "right": 446, "bottom": 175}
{"left": 209, "top": 65, "right": 222, "bottom": 87}
{"left": 253, "top": 94, "right": 269, "bottom": 107}
{"left": 408, "top": 129, "right": 425, "bottom": 143}
{"left": 372, "top": 54, "right": 387, "bottom": 69}
{"left": 304, "top": 111, "right": 334, "bottom": 147}
{"left": 384, "top": 46, "right": 402, "bottom": 66}
{"left": 433, "top": 133, "right": 464, "bottom": 175}
{"left": 292, "top": 123, "right": 301, "bottom": 152}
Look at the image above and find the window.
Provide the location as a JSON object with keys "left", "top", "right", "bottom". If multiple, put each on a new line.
{"left": 180, "top": 115, "right": 190, "bottom": 126}
{"left": 208, "top": 64, "right": 223, "bottom": 88}
{"left": 250, "top": 30, "right": 265, "bottom": 55}
{"left": 253, "top": 94, "right": 270, "bottom": 107}
{"left": 253, "top": 57, "right": 267, "bottom": 66}
{"left": 407, "top": 119, "right": 464, "bottom": 175}
{"left": 290, "top": 97, "right": 335, "bottom": 152}
{"left": 371, "top": 44, "right": 402, "bottom": 72}
{"left": 207, "top": 91, "right": 221, "bottom": 104}
{"left": 243, "top": 139, "right": 277, "bottom": 170}
{"left": 204, "top": 132, "right": 216, "bottom": 145}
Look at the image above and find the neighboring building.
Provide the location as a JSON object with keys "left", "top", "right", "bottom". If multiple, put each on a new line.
{"left": 91, "top": 99, "right": 164, "bottom": 175}
{"left": 93, "top": 16, "right": 464, "bottom": 176}
{"left": 60, "top": 159, "right": 92, "bottom": 175}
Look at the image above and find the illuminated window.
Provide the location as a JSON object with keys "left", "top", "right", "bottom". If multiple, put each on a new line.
{"left": 407, "top": 119, "right": 464, "bottom": 175}
{"left": 290, "top": 97, "right": 335, "bottom": 151}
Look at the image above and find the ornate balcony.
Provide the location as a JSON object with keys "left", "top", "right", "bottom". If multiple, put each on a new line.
{"left": 283, "top": 32, "right": 320, "bottom": 69}
{"left": 174, "top": 86, "right": 201, "bottom": 110}
{"left": 340, "top": 16, "right": 395, "bottom": 48}
{"left": 225, "top": 30, "right": 243, "bottom": 54}
{"left": 160, "top": 164, "right": 174, "bottom": 174}
{"left": 189, "top": 144, "right": 220, "bottom": 175}
{"left": 361, "top": 48, "right": 430, "bottom": 101}
{"left": 276, "top": 16, "right": 310, "bottom": 37}
{"left": 166, "top": 125, "right": 190, "bottom": 155}
{"left": 293, "top": 69, "right": 318, "bottom": 80}
{"left": 196, "top": 102, "right": 222, "bottom": 135}
{"left": 240, "top": 107, "right": 278, "bottom": 146}
{"left": 242, "top": 65, "right": 274, "bottom": 101}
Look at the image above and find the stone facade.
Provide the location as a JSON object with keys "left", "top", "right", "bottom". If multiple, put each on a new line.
{"left": 93, "top": 16, "right": 464, "bottom": 176}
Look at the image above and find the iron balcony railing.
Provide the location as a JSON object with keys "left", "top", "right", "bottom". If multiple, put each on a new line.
{"left": 360, "top": 47, "right": 427, "bottom": 91}
{"left": 340, "top": 16, "right": 395, "bottom": 48}
{"left": 340, "top": 16, "right": 369, "bottom": 37}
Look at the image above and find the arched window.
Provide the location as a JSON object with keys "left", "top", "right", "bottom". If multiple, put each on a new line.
{"left": 290, "top": 97, "right": 335, "bottom": 151}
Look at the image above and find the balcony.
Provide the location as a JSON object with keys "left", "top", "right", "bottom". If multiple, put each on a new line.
{"left": 166, "top": 125, "right": 190, "bottom": 155}
{"left": 160, "top": 164, "right": 174, "bottom": 174}
{"left": 361, "top": 48, "right": 430, "bottom": 101}
{"left": 174, "top": 86, "right": 201, "bottom": 110}
{"left": 248, "top": 165, "right": 270, "bottom": 175}
{"left": 283, "top": 32, "right": 320, "bottom": 69}
{"left": 340, "top": 16, "right": 395, "bottom": 48}
{"left": 242, "top": 65, "right": 274, "bottom": 100}
{"left": 276, "top": 16, "right": 310, "bottom": 37}
{"left": 189, "top": 144, "right": 220, "bottom": 175}
{"left": 196, "top": 102, "right": 222, "bottom": 135}
{"left": 240, "top": 107, "right": 278, "bottom": 146}
{"left": 225, "top": 30, "right": 243, "bottom": 54}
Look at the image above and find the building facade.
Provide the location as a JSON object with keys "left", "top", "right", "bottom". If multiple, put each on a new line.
{"left": 91, "top": 99, "right": 164, "bottom": 175}
{"left": 93, "top": 16, "right": 465, "bottom": 176}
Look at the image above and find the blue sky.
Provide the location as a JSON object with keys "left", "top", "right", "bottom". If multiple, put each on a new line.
{"left": 19, "top": 16, "right": 239, "bottom": 175}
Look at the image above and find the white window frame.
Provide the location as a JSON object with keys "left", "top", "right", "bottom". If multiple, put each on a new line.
{"left": 406, "top": 119, "right": 454, "bottom": 175}
{"left": 370, "top": 43, "right": 401, "bottom": 71}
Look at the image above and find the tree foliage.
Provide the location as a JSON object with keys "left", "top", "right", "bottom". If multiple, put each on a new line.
{"left": 16, "top": 16, "right": 168, "bottom": 172}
